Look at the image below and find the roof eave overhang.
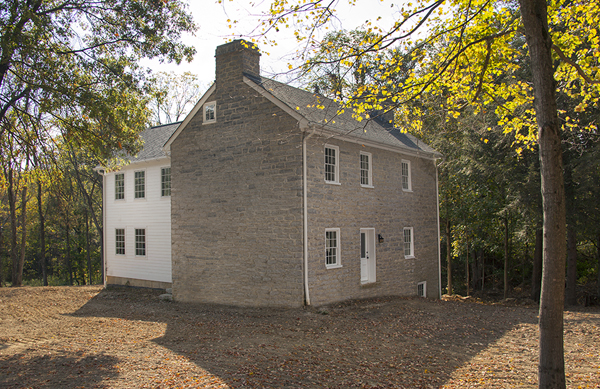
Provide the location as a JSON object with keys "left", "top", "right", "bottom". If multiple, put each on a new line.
{"left": 302, "top": 125, "right": 442, "bottom": 161}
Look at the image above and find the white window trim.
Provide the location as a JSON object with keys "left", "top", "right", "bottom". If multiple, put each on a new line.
{"left": 401, "top": 159, "right": 412, "bottom": 192}
{"left": 404, "top": 227, "right": 414, "bottom": 259}
{"left": 360, "top": 151, "right": 374, "bottom": 188}
{"left": 325, "top": 228, "right": 342, "bottom": 269}
{"left": 161, "top": 166, "right": 171, "bottom": 197}
{"left": 324, "top": 144, "right": 340, "bottom": 185}
{"left": 114, "top": 173, "right": 125, "bottom": 201}
{"left": 115, "top": 228, "right": 125, "bottom": 256}
{"left": 134, "top": 170, "right": 146, "bottom": 200}
{"left": 418, "top": 281, "right": 427, "bottom": 298}
{"left": 134, "top": 228, "right": 147, "bottom": 258}
{"left": 203, "top": 101, "right": 216, "bottom": 124}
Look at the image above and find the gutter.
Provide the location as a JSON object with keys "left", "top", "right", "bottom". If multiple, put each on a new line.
{"left": 303, "top": 128, "right": 316, "bottom": 306}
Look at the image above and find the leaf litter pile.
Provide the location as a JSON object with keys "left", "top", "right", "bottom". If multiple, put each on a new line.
{"left": 0, "top": 286, "right": 598, "bottom": 388}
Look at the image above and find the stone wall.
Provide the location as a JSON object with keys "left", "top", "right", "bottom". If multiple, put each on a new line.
{"left": 170, "top": 41, "right": 305, "bottom": 307}
{"left": 305, "top": 136, "right": 440, "bottom": 306}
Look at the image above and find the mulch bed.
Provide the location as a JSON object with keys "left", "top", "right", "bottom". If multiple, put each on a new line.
{"left": 0, "top": 286, "right": 598, "bottom": 388}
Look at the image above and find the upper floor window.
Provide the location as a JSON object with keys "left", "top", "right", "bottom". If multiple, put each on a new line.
{"left": 401, "top": 160, "right": 412, "bottom": 191}
{"left": 204, "top": 101, "right": 216, "bottom": 124}
{"left": 360, "top": 152, "right": 373, "bottom": 187}
{"left": 324, "top": 145, "right": 339, "bottom": 184}
{"left": 135, "top": 228, "right": 146, "bottom": 256}
{"left": 161, "top": 167, "right": 171, "bottom": 197}
{"left": 115, "top": 229, "right": 125, "bottom": 255}
{"left": 115, "top": 173, "right": 124, "bottom": 200}
{"left": 134, "top": 171, "right": 145, "bottom": 199}
{"left": 404, "top": 227, "right": 414, "bottom": 258}
{"left": 325, "top": 228, "right": 341, "bottom": 268}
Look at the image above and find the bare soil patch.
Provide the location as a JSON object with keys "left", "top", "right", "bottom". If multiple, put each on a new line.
{"left": 0, "top": 286, "right": 598, "bottom": 388}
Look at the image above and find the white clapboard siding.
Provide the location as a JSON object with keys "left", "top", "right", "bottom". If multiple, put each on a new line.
{"left": 105, "top": 158, "right": 172, "bottom": 283}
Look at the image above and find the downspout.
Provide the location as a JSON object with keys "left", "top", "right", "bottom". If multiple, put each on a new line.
{"left": 435, "top": 158, "right": 444, "bottom": 299}
{"left": 303, "top": 129, "right": 316, "bottom": 306}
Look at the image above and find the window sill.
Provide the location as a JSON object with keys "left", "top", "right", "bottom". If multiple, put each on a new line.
{"left": 402, "top": 189, "right": 413, "bottom": 193}
{"left": 202, "top": 121, "right": 216, "bottom": 125}
{"left": 360, "top": 184, "right": 374, "bottom": 189}
{"left": 325, "top": 181, "right": 341, "bottom": 186}
{"left": 405, "top": 255, "right": 415, "bottom": 259}
{"left": 326, "top": 264, "right": 343, "bottom": 269}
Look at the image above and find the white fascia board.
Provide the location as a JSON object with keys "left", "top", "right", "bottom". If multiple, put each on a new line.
{"left": 242, "top": 76, "right": 309, "bottom": 129}
{"left": 109, "top": 155, "right": 170, "bottom": 172}
{"left": 304, "top": 126, "right": 442, "bottom": 161}
{"left": 163, "top": 83, "right": 216, "bottom": 152}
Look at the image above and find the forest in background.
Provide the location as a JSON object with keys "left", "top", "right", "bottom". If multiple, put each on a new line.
{"left": 1, "top": 0, "right": 599, "bottom": 307}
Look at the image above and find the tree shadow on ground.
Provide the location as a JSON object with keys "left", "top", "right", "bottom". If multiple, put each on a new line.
{"left": 72, "top": 287, "right": 540, "bottom": 388}
{"left": 0, "top": 350, "right": 119, "bottom": 389}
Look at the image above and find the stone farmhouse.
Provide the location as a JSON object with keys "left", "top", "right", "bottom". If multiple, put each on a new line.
{"left": 101, "top": 40, "right": 442, "bottom": 307}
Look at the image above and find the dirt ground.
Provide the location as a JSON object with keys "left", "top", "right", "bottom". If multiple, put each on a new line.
{"left": 0, "top": 286, "right": 598, "bottom": 388}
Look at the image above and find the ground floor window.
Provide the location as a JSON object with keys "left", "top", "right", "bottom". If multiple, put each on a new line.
{"left": 325, "top": 228, "right": 341, "bottom": 268}
{"left": 115, "top": 229, "right": 125, "bottom": 255}
{"left": 135, "top": 229, "right": 146, "bottom": 256}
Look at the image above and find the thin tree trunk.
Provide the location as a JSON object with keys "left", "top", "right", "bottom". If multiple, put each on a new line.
{"left": 86, "top": 210, "right": 92, "bottom": 285}
{"left": 504, "top": 212, "right": 509, "bottom": 299}
{"left": 519, "top": 0, "right": 567, "bottom": 387}
{"left": 466, "top": 236, "right": 470, "bottom": 297}
{"left": 0, "top": 223, "right": 3, "bottom": 287}
{"left": 16, "top": 184, "right": 28, "bottom": 286}
{"left": 37, "top": 181, "right": 47, "bottom": 286}
{"left": 481, "top": 249, "right": 485, "bottom": 291}
{"left": 446, "top": 220, "right": 452, "bottom": 295}
{"left": 8, "top": 168, "right": 19, "bottom": 286}
{"left": 66, "top": 219, "right": 73, "bottom": 286}
{"left": 597, "top": 233, "right": 600, "bottom": 302}
{"left": 565, "top": 227, "right": 577, "bottom": 307}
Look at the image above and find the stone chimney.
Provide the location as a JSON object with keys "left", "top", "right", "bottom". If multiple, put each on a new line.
{"left": 215, "top": 40, "right": 261, "bottom": 84}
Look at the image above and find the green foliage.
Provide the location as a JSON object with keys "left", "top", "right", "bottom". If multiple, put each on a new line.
{"left": 0, "top": 0, "right": 196, "bottom": 163}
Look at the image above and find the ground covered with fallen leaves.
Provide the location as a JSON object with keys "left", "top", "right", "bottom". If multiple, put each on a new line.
{"left": 0, "top": 286, "right": 598, "bottom": 388}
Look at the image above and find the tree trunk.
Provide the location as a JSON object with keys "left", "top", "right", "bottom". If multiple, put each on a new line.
{"left": 446, "top": 220, "right": 452, "bottom": 295}
{"left": 66, "top": 219, "right": 73, "bottom": 286}
{"left": 565, "top": 227, "right": 577, "bottom": 307}
{"left": 86, "top": 210, "right": 92, "bottom": 285}
{"left": 16, "top": 184, "right": 28, "bottom": 286}
{"left": 532, "top": 228, "right": 543, "bottom": 302}
{"left": 504, "top": 212, "right": 509, "bottom": 299}
{"left": 37, "top": 181, "right": 47, "bottom": 286}
{"left": 0, "top": 222, "right": 3, "bottom": 287}
{"left": 8, "top": 168, "right": 19, "bottom": 286}
{"left": 519, "top": 0, "right": 567, "bottom": 387}
{"left": 597, "top": 233, "right": 600, "bottom": 302}
{"left": 466, "top": 236, "right": 470, "bottom": 297}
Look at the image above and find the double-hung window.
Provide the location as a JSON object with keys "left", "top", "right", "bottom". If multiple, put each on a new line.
{"left": 135, "top": 229, "right": 146, "bottom": 256}
{"left": 401, "top": 160, "right": 412, "bottom": 191}
{"left": 360, "top": 152, "right": 373, "bottom": 187}
{"left": 161, "top": 167, "right": 171, "bottom": 197}
{"left": 115, "top": 229, "right": 125, "bottom": 255}
{"left": 204, "top": 101, "right": 216, "bottom": 124}
{"left": 325, "top": 228, "right": 341, "bottom": 268}
{"left": 134, "top": 171, "right": 145, "bottom": 199}
{"left": 404, "top": 227, "right": 414, "bottom": 258}
{"left": 115, "top": 173, "right": 124, "bottom": 200}
{"left": 324, "top": 145, "right": 339, "bottom": 184}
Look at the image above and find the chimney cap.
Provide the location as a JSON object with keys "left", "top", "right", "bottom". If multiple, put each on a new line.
{"left": 215, "top": 39, "right": 261, "bottom": 57}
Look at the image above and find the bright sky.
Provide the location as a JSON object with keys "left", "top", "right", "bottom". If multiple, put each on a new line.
{"left": 148, "top": 0, "right": 406, "bottom": 88}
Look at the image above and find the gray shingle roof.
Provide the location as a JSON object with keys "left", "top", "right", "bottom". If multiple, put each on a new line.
{"left": 248, "top": 75, "right": 440, "bottom": 158}
{"left": 129, "top": 122, "right": 180, "bottom": 162}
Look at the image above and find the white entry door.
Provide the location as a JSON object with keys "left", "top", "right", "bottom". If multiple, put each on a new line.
{"left": 360, "top": 229, "right": 376, "bottom": 283}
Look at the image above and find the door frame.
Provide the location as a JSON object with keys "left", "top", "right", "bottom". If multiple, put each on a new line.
{"left": 360, "top": 228, "right": 376, "bottom": 284}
